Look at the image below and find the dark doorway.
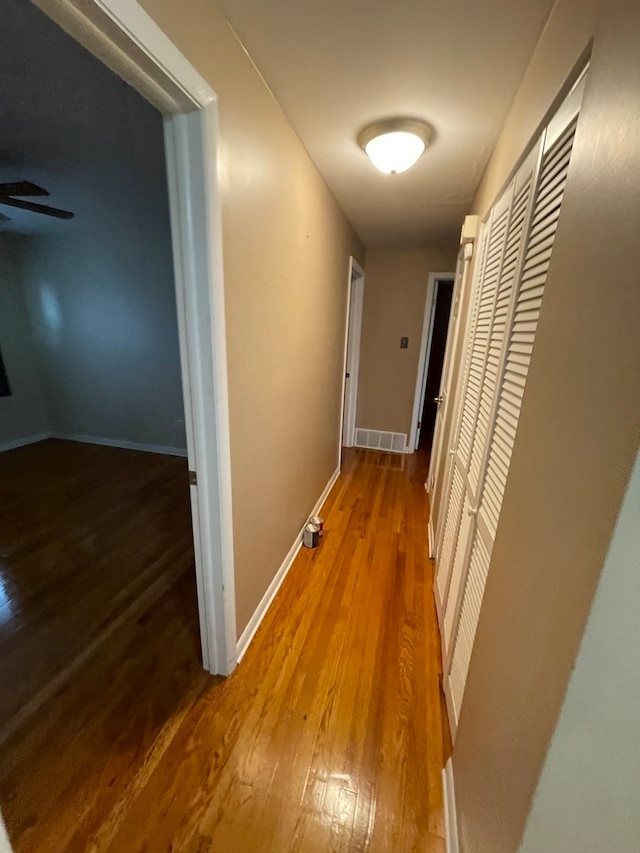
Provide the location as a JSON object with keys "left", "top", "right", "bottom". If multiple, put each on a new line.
{"left": 419, "top": 280, "right": 454, "bottom": 448}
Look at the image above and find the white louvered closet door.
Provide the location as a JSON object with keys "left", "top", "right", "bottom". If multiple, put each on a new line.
{"left": 434, "top": 224, "right": 487, "bottom": 578}
{"left": 435, "top": 186, "right": 512, "bottom": 645}
{"left": 445, "top": 75, "right": 585, "bottom": 727}
{"left": 442, "top": 141, "right": 541, "bottom": 662}
{"left": 434, "top": 224, "right": 486, "bottom": 599}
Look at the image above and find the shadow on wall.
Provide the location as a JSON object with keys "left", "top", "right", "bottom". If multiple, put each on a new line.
{"left": 356, "top": 246, "right": 457, "bottom": 440}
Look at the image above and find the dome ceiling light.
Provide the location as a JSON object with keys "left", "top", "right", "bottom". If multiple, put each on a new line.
{"left": 358, "top": 118, "right": 433, "bottom": 175}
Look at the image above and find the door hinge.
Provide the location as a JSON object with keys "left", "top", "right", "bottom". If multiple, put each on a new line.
{"left": 188, "top": 470, "right": 198, "bottom": 486}
{"left": 417, "top": 420, "right": 421, "bottom": 429}
{"left": 346, "top": 372, "right": 350, "bottom": 378}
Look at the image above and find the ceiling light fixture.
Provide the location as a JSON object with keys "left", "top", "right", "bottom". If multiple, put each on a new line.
{"left": 358, "top": 118, "right": 433, "bottom": 175}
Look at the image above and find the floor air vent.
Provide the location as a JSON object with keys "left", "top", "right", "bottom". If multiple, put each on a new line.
{"left": 355, "top": 429, "right": 407, "bottom": 454}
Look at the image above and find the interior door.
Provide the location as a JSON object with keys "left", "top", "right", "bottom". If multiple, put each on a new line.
{"left": 426, "top": 246, "right": 474, "bottom": 508}
{"left": 418, "top": 279, "right": 454, "bottom": 448}
{"left": 446, "top": 109, "right": 581, "bottom": 721}
{"left": 342, "top": 271, "right": 357, "bottom": 446}
{"left": 443, "top": 143, "right": 540, "bottom": 659}
{"left": 434, "top": 188, "right": 511, "bottom": 626}
{"left": 341, "top": 264, "right": 364, "bottom": 448}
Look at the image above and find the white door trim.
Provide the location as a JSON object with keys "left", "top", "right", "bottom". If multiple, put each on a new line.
{"left": 409, "top": 272, "right": 455, "bottom": 451}
{"left": 339, "top": 257, "right": 365, "bottom": 452}
{"left": 426, "top": 244, "right": 473, "bottom": 496}
{"left": 35, "top": 0, "right": 237, "bottom": 675}
{"left": 443, "top": 758, "right": 460, "bottom": 853}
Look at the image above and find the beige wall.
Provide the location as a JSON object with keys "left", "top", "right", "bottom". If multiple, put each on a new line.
{"left": 432, "top": 0, "right": 600, "bottom": 530}
{"left": 133, "top": 0, "right": 364, "bottom": 635}
{"left": 472, "top": 0, "right": 598, "bottom": 220}
{"left": 452, "top": 0, "right": 640, "bottom": 850}
{"left": 356, "top": 247, "right": 457, "bottom": 438}
{"left": 519, "top": 449, "right": 640, "bottom": 853}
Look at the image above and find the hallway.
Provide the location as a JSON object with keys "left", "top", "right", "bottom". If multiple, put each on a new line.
{"left": 1, "top": 448, "right": 449, "bottom": 852}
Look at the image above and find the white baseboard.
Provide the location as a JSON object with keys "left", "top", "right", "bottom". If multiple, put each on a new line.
{"left": 236, "top": 465, "right": 341, "bottom": 664}
{"left": 434, "top": 580, "right": 444, "bottom": 637}
{"left": 443, "top": 758, "right": 459, "bottom": 853}
{"left": 0, "top": 431, "right": 188, "bottom": 457}
{"left": 428, "top": 516, "right": 435, "bottom": 559}
{"left": 435, "top": 583, "right": 457, "bottom": 742}
{"left": 0, "top": 431, "right": 53, "bottom": 453}
{"left": 444, "top": 676, "right": 458, "bottom": 743}
{"left": 53, "top": 433, "right": 188, "bottom": 457}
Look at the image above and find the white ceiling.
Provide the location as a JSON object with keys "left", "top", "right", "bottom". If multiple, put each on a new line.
{"left": 223, "top": 0, "right": 555, "bottom": 247}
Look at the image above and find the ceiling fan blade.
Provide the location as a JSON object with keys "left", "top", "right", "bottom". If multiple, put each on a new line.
{"left": 0, "top": 181, "right": 49, "bottom": 198}
{"left": 0, "top": 197, "right": 74, "bottom": 220}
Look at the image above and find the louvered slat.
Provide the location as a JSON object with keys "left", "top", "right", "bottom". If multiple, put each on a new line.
{"left": 436, "top": 227, "right": 489, "bottom": 568}
{"left": 456, "top": 206, "right": 509, "bottom": 467}
{"left": 443, "top": 495, "right": 473, "bottom": 648}
{"left": 449, "top": 532, "right": 490, "bottom": 718}
{"left": 445, "top": 115, "right": 580, "bottom": 721}
{"left": 436, "top": 465, "right": 465, "bottom": 605}
{"left": 467, "top": 178, "right": 533, "bottom": 495}
{"left": 480, "top": 119, "right": 577, "bottom": 540}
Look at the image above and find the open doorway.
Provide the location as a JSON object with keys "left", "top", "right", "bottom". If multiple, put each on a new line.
{"left": 26, "top": 0, "right": 237, "bottom": 679}
{"left": 0, "top": 0, "right": 191, "bottom": 744}
{"left": 409, "top": 272, "right": 455, "bottom": 452}
{"left": 0, "top": 0, "right": 236, "bottom": 756}
{"left": 339, "top": 257, "right": 365, "bottom": 454}
{"left": 418, "top": 280, "right": 454, "bottom": 447}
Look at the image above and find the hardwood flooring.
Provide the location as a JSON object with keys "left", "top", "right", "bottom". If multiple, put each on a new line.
{"left": 0, "top": 439, "right": 194, "bottom": 741}
{"left": 0, "top": 445, "right": 450, "bottom": 852}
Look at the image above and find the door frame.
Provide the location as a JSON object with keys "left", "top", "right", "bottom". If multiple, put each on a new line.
{"left": 409, "top": 272, "right": 455, "bottom": 451}
{"left": 339, "top": 257, "right": 365, "bottom": 453}
{"left": 33, "top": 0, "right": 237, "bottom": 675}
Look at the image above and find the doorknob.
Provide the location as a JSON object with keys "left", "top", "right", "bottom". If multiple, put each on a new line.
{"left": 434, "top": 396, "right": 443, "bottom": 404}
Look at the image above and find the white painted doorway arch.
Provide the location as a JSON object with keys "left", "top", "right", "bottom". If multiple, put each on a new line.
{"left": 409, "top": 271, "right": 456, "bottom": 452}
{"left": 340, "top": 257, "right": 365, "bottom": 451}
{"left": 33, "top": 0, "right": 237, "bottom": 675}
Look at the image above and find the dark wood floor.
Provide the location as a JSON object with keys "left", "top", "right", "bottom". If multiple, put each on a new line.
{"left": 0, "top": 439, "right": 194, "bottom": 741}
{"left": 0, "top": 444, "right": 449, "bottom": 852}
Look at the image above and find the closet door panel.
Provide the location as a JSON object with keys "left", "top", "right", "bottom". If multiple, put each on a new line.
{"left": 466, "top": 164, "right": 536, "bottom": 503}
{"left": 436, "top": 464, "right": 465, "bottom": 606}
{"left": 479, "top": 118, "right": 578, "bottom": 541}
{"left": 456, "top": 199, "right": 510, "bottom": 471}
{"left": 434, "top": 226, "right": 488, "bottom": 576}
{"left": 447, "top": 111, "right": 581, "bottom": 720}
{"left": 434, "top": 191, "right": 510, "bottom": 637}
{"left": 448, "top": 531, "right": 490, "bottom": 719}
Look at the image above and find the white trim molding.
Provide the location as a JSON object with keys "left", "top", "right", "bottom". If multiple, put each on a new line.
{"left": 53, "top": 433, "right": 188, "bottom": 457}
{"left": 236, "top": 465, "right": 341, "bottom": 664}
{"left": 339, "top": 257, "right": 365, "bottom": 454}
{"left": 443, "top": 759, "right": 459, "bottom": 853}
{"left": 0, "top": 813, "right": 12, "bottom": 853}
{"left": 409, "top": 272, "right": 456, "bottom": 451}
{"left": 0, "top": 432, "right": 189, "bottom": 457}
{"left": 32, "top": 0, "right": 237, "bottom": 676}
{"left": 428, "top": 515, "right": 435, "bottom": 559}
{"left": 0, "top": 432, "right": 53, "bottom": 453}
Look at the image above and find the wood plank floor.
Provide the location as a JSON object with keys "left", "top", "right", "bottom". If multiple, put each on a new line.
{"left": 0, "top": 439, "right": 194, "bottom": 740}
{"left": 0, "top": 445, "right": 450, "bottom": 852}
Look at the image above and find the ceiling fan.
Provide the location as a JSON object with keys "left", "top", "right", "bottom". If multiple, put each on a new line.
{"left": 0, "top": 181, "right": 74, "bottom": 221}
